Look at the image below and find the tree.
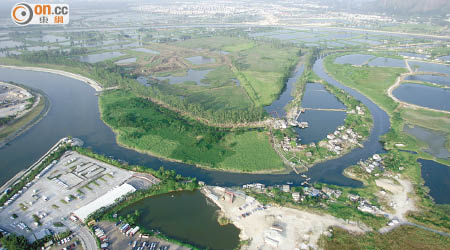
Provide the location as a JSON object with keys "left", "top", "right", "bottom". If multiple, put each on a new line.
{"left": 0, "top": 234, "right": 32, "bottom": 250}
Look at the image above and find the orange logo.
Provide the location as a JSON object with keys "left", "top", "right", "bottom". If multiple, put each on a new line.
{"left": 11, "top": 3, "right": 33, "bottom": 25}
{"left": 11, "top": 2, "right": 69, "bottom": 26}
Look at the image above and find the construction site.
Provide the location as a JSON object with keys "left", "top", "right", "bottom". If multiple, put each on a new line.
{"left": 202, "top": 186, "right": 366, "bottom": 250}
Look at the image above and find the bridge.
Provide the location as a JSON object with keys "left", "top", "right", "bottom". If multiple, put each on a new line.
{"left": 303, "top": 107, "right": 346, "bottom": 112}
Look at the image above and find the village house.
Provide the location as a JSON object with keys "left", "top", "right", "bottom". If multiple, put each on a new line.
{"left": 292, "top": 192, "right": 301, "bottom": 202}
{"left": 348, "top": 193, "right": 360, "bottom": 202}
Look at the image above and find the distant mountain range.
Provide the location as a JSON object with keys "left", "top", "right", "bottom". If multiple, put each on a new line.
{"left": 311, "top": 0, "right": 450, "bottom": 16}
{"left": 371, "top": 0, "right": 450, "bottom": 15}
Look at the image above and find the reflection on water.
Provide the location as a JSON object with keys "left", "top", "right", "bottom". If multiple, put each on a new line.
{"left": 301, "top": 83, "right": 345, "bottom": 109}
{"left": 393, "top": 83, "right": 450, "bottom": 111}
{"left": 334, "top": 54, "right": 374, "bottom": 66}
{"left": 186, "top": 56, "right": 214, "bottom": 64}
{"left": 296, "top": 110, "right": 346, "bottom": 145}
{"left": 115, "top": 57, "right": 137, "bottom": 64}
{"left": 403, "top": 125, "right": 450, "bottom": 159}
{"left": 420, "top": 159, "right": 450, "bottom": 204}
{"left": 156, "top": 69, "right": 212, "bottom": 85}
{"left": 264, "top": 65, "right": 304, "bottom": 117}
{"left": 408, "top": 61, "right": 450, "bottom": 75}
{"left": 119, "top": 190, "right": 240, "bottom": 250}
{"left": 405, "top": 74, "right": 450, "bottom": 87}
{"left": 132, "top": 48, "right": 159, "bottom": 54}
{"left": 79, "top": 51, "right": 125, "bottom": 63}
{"left": 368, "top": 57, "right": 405, "bottom": 68}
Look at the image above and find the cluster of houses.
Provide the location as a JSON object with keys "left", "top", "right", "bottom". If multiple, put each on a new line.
{"left": 347, "top": 106, "right": 365, "bottom": 116}
{"left": 358, "top": 154, "right": 384, "bottom": 175}
{"left": 348, "top": 193, "right": 380, "bottom": 215}
{"left": 319, "top": 126, "right": 362, "bottom": 155}
{"left": 279, "top": 136, "right": 303, "bottom": 152}
{"left": 278, "top": 125, "right": 362, "bottom": 157}
{"left": 243, "top": 182, "right": 385, "bottom": 216}
{"left": 243, "top": 183, "right": 343, "bottom": 203}
{"left": 272, "top": 119, "right": 308, "bottom": 130}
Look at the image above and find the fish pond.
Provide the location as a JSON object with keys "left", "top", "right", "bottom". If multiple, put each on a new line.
{"left": 403, "top": 125, "right": 450, "bottom": 159}
{"left": 186, "top": 56, "right": 215, "bottom": 64}
{"left": 156, "top": 69, "right": 212, "bottom": 86}
{"left": 119, "top": 190, "right": 240, "bottom": 250}
{"left": 419, "top": 159, "right": 450, "bottom": 204}
{"left": 404, "top": 74, "right": 450, "bottom": 87}
{"left": 79, "top": 51, "right": 125, "bottom": 63}
{"left": 393, "top": 83, "right": 450, "bottom": 111}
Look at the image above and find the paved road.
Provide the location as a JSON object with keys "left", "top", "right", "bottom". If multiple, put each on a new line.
{"left": 66, "top": 220, "right": 97, "bottom": 250}
{"left": 379, "top": 221, "right": 450, "bottom": 237}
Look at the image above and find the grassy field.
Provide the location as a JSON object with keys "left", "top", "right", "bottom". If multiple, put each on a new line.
{"left": 324, "top": 54, "right": 405, "bottom": 113}
{"left": 319, "top": 225, "right": 450, "bottom": 250}
{"left": 100, "top": 90, "right": 284, "bottom": 172}
{"left": 217, "top": 130, "right": 284, "bottom": 172}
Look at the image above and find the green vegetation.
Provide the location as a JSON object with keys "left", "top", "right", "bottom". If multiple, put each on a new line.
{"left": 0, "top": 234, "right": 31, "bottom": 250}
{"left": 217, "top": 131, "right": 283, "bottom": 172}
{"left": 232, "top": 44, "right": 299, "bottom": 106}
{"left": 319, "top": 225, "right": 450, "bottom": 250}
{"left": 324, "top": 54, "right": 405, "bottom": 113}
{"left": 324, "top": 53, "right": 450, "bottom": 163}
{"left": 32, "top": 214, "right": 42, "bottom": 226}
{"left": 248, "top": 184, "right": 388, "bottom": 230}
{"left": 324, "top": 54, "right": 450, "bottom": 234}
{"left": 100, "top": 90, "right": 283, "bottom": 172}
{"left": 0, "top": 230, "right": 72, "bottom": 250}
{"left": 53, "top": 222, "right": 64, "bottom": 227}
{"left": 275, "top": 51, "right": 372, "bottom": 168}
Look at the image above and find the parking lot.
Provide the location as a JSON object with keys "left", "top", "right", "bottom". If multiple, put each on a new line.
{"left": 97, "top": 221, "right": 189, "bottom": 250}
{"left": 0, "top": 151, "right": 135, "bottom": 242}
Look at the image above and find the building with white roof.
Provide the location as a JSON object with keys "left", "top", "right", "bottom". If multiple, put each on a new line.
{"left": 73, "top": 183, "right": 136, "bottom": 222}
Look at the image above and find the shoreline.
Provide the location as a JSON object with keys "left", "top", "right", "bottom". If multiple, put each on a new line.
{"left": 98, "top": 96, "right": 290, "bottom": 175}
{"left": 0, "top": 87, "right": 51, "bottom": 149}
{"left": 387, "top": 71, "right": 450, "bottom": 115}
{"left": 0, "top": 65, "right": 103, "bottom": 92}
{"left": 1, "top": 63, "right": 290, "bottom": 175}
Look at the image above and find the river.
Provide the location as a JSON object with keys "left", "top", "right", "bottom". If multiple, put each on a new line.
{"left": 0, "top": 58, "right": 446, "bottom": 250}
{"left": 0, "top": 58, "right": 389, "bottom": 188}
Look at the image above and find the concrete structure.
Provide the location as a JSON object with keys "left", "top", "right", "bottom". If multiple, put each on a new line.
{"left": 73, "top": 183, "right": 136, "bottom": 222}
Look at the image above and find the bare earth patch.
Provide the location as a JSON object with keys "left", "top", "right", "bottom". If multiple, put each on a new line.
{"left": 203, "top": 186, "right": 367, "bottom": 250}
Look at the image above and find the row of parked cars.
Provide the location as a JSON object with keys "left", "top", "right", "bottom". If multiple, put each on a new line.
{"left": 129, "top": 240, "right": 170, "bottom": 250}
{"left": 93, "top": 226, "right": 109, "bottom": 249}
